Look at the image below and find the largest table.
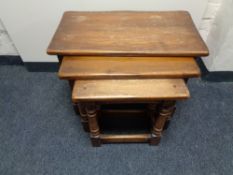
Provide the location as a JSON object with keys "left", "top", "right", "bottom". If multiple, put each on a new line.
{"left": 47, "top": 11, "right": 209, "bottom": 146}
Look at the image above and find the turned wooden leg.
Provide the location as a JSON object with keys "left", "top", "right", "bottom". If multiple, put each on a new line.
{"left": 163, "top": 104, "right": 176, "bottom": 130}
{"left": 147, "top": 103, "right": 158, "bottom": 145}
{"left": 77, "top": 103, "right": 89, "bottom": 132}
{"left": 85, "top": 103, "right": 101, "bottom": 147}
{"left": 150, "top": 101, "right": 176, "bottom": 145}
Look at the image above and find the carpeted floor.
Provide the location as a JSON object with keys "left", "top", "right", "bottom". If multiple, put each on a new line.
{"left": 0, "top": 65, "right": 233, "bottom": 175}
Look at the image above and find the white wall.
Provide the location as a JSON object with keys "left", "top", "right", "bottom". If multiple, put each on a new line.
{"left": 0, "top": 19, "right": 18, "bottom": 55}
{"left": 0, "top": 0, "right": 209, "bottom": 62}
{"left": 199, "top": 0, "right": 222, "bottom": 41}
{"left": 202, "top": 0, "right": 233, "bottom": 71}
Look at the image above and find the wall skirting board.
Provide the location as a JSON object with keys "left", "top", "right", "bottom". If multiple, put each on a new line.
{"left": 196, "top": 58, "right": 233, "bottom": 82}
{"left": 0, "top": 55, "right": 23, "bottom": 65}
{"left": 0, "top": 56, "right": 58, "bottom": 72}
{"left": 0, "top": 55, "right": 232, "bottom": 82}
{"left": 24, "top": 62, "right": 59, "bottom": 72}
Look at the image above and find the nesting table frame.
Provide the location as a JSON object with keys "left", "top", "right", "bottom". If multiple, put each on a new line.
{"left": 47, "top": 11, "right": 209, "bottom": 146}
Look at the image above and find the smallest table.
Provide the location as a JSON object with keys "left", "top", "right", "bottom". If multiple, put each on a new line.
{"left": 72, "top": 79, "right": 189, "bottom": 146}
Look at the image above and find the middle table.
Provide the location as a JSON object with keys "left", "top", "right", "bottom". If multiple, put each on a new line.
{"left": 59, "top": 56, "right": 200, "bottom": 80}
{"left": 58, "top": 56, "right": 200, "bottom": 146}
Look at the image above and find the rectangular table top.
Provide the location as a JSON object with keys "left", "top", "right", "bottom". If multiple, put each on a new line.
{"left": 47, "top": 11, "right": 209, "bottom": 57}
{"left": 72, "top": 79, "right": 190, "bottom": 102}
{"left": 59, "top": 56, "right": 200, "bottom": 79}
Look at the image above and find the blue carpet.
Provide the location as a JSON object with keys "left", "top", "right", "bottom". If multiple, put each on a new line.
{"left": 0, "top": 65, "right": 233, "bottom": 175}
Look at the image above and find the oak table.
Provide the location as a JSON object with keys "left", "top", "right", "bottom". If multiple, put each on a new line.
{"left": 72, "top": 79, "right": 190, "bottom": 146}
{"left": 47, "top": 11, "right": 209, "bottom": 146}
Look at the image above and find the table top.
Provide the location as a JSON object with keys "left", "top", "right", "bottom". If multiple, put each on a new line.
{"left": 72, "top": 79, "right": 190, "bottom": 102}
{"left": 59, "top": 56, "right": 200, "bottom": 79}
{"left": 47, "top": 11, "right": 209, "bottom": 57}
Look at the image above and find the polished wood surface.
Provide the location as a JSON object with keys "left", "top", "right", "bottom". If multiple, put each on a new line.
{"left": 47, "top": 11, "right": 209, "bottom": 57}
{"left": 72, "top": 79, "right": 190, "bottom": 102}
{"left": 101, "top": 134, "right": 150, "bottom": 143}
{"left": 59, "top": 56, "right": 200, "bottom": 79}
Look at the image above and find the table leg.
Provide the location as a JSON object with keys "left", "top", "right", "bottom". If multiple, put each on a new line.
{"left": 163, "top": 103, "right": 176, "bottom": 130}
{"left": 85, "top": 103, "right": 101, "bottom": 147}
{"left": 147, "top": 102, "right": 159, "bottom": 144}
{"left": 150, "top": 101, "right": 176, "bottom": 145}
{"left": 76, "top": 103, "right": 89, "bottom": 132}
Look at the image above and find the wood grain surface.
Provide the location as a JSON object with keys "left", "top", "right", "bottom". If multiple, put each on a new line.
{"left": 47, "top": 11, "right": 209, "bottom": 57}
{"left": 100, "top": 134, "right": 150, "bottom": 143}
{"left": 59, "top": 56, "right": 200, "bottom": 79}
{"left": 72, "top": 79, "right": 190, "bottom": 102}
